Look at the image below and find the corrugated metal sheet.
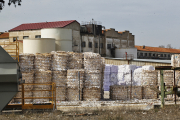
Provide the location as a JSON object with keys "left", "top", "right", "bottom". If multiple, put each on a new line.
{"left": 9, "top": 20, "right": 78, "bottom": 31}
{"left": 105, "top": 57, "right": 171, "bottom": 67}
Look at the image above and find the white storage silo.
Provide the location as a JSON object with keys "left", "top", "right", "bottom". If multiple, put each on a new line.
{"left": 23, "top": 38, "right": 55, "bottom": 53}
{"left": 41, "top": 28, "right": 73, "bottom": 52}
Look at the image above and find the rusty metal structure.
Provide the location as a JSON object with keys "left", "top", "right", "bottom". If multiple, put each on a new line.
{"left": 6, "top": 83, "right": 56, "bottom": 110}
{"left": 153, "top": 66, "right": 180, "bottom": 107}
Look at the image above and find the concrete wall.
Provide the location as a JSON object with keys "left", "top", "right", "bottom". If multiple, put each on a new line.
{"left": 72, "top": 30, "right": 81, "bottom": 52}
{"left": 104, "top": 29, "right": 135, "bottom": 57}
{"left": 9, "top": 30, "right": 41, "bottom": 42}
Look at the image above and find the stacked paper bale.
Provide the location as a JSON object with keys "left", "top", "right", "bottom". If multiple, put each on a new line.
{"left": 15, "top": 54, "right": 35, "bottom": 103}
{"left": 110, "top": 65, "right": 118, "bottom": 85}
{"left": 117, "top": 65, "right": 137, "bottom": 86}
{"left": 51, "top": 51, "right": 69, "bottom": 71}
{"left": 103, "top": 65, "right": 111, "bottom": 91}
{"left": 15, "top": 71, "right": 34, "bottom": 103}
{"left": 110, "top": 85, "right": 142, "bottom": 100}
{"left": 19, "top": 53, "right": 35, "bottom": 72}
{"left": 110, "top": 85, "right": 128, "bottom": 100}
{"left": 52, "top": 70, "right": 67, "bottom": 101}
{"left": 141, "top": 66, "right": 158, "bottom": 99}
{"left": 68, "top": 52, "right": 83, "bottom": 69}
{"left": 34, "top": 53, "right": 52, "bottom": 71}
{"left": 83, "top": 52, "right": 102, "bottom": 101}
{"left": 33, "top": 70, "right": 52, "bottom": 103}
{"left": 171, "top": 54, "right": 180, "bottom": 67}
{"left": 101, "top": 57, "right": 106, "bottom": 99}
{"left": 67, "top": 69, "right": 84, "bottom": 101}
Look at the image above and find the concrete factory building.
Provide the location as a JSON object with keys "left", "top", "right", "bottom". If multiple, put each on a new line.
{"left": 135, "top": 45, "right": 180, "bottom": 60}
{"left": 8, "top": 20, "right": 136, "bottom": 57}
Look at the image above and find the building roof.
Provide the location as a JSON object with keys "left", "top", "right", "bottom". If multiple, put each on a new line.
{"left": 105, "top": 57, "right": 171, "bottom": 64}
{"left": 135, "top": 45, "right": 180, "bottom": 54}
{"left": 9, "top": 20, "right": 78, "bottom": 32}
{"left": 0, "top": 32, "right": 9, "bottom": 39}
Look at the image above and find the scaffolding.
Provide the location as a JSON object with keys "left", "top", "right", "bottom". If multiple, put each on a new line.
{"left": 0, "top": 37, "right": 19, "bottom": 62}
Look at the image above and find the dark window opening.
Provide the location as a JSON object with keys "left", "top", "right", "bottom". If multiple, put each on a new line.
{"left": 140, "top": 53, "right": 143, "bottom": 56}
{"left": 107, "top": 44, "right": 111, "bottom": 49}
{"left": 95, "top": 43, "right": 98, "bottom": 48}
{"left": 89, "top": 42, "right": 92, "bottom": 48}
{"left": 35, "top": 35, "right": 41, "bottom": 38}
{"left": 23, "top": 36, "right": 29, "bottom": 39}
{"left": 164, "top": 54, "right": 166, "bottom": 57}
{"left": 149, "top": 53, "right": 151, "bottom": 56}
{"left": 168, "top": 54, "right": 170, "bottom": 58}
{"left": 144, "top": 53, "right": 147, "bottom": 56}
{"left": 82, "top": 42, "right": 86, "bottom": 47}
{"left": 13, "top": 37, "right": 19, "bottom": 42}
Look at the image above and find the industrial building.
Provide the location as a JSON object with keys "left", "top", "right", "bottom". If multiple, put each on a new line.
{"left": 135, "top": 45, "right": 180, "bottom": 60}
{"left": 7, "top": 20, "right": 136, "bottom": 58}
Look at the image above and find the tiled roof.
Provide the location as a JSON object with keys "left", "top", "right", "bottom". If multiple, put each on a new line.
{"left": 9, "top": 20, "right": 78, "bottom": 31}
{"left": 0, "top": 32, "right": 9, "bottom": 39}
{"left": 135, "top": 45, "right": 180, "bottom": 54}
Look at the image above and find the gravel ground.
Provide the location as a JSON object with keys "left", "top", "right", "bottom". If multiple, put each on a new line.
{"left": 1, "top": 105, "right": 180, "bottom": 120}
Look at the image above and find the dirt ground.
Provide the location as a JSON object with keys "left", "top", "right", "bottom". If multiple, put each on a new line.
{"left": 1, "top": 105, "right": 180, "bottom": 120}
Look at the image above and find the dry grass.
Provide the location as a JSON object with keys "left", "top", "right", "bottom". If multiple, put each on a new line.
{"left": 1, "top": 105, "right": 180, "bottom": 120}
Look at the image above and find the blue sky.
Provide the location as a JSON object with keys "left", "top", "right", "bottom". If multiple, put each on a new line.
{"left": 0, "top": 0, "right": 180, "bottom": 48}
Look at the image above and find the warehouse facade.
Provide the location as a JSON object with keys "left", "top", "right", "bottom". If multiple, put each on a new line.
{"left": 7, "top": 20, "right": 135, "bottom": 57}
{"left": 135, "top": 45, "right": 180, "bottom": 60}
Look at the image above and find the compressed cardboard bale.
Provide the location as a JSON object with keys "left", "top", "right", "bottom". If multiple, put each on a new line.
{"left": 56, "top": 86, "right": 66, "bottom": 101}
{"left": 34, "top": 53, "right": 52, "bottom": 71}
{"left": 68, "top": 52, "right": 83, "bottom": 69}
{"left": 67, "top": 69, "right": 85, "bottom": 88}
{"left": 83, "top": 87, "right": 101, "bottom": 101}
{"left": 141, "top": 70, "right": 158, "bottom": 86}
{"left": 67, "top": 88, "right": 82, "bottom": 101}
{"left": 52, "top": 70, "right": 67, "bottom": 87}
{"left": 51, "top": 51, "right": 69, "bottom": 71}
{"left": 14, "top": 91, "right": 33, "bottom": 103}
{"left": 84, "top": 70, "right": 102, "bottom": 88}
{"left": 32, "top": 89, "right": 51, "bottom": 103}
{"left": 19, "top": 53, "right": 34, "bottom": 72}
{"left": 19, "top": 71, "right": 34, "bottom": 90}
{"left": 33, "top": 70, "right": 52, "bottom": 103}
{"left": 110, "top": 85, "right": 128, "bottom": 100}
{"left": 142, "top": 86, "right": 157, "bottom": 99}
{"left": 171, "top": 54, "right": 180, "bottom": 67}
{"left": 128, "top": 86, "right": 142, "bottom": 100}
{"left": 83, "top": 52, "right": 102, "bottom": 71}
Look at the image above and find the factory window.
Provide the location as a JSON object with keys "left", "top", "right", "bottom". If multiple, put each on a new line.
{"left": 107, "top": 44, "right": 111, "bottom": 49}
{"left": 161, "top": 54, "right": 163, "bottom": 57}
{"left": 89, "top": 42, "right": 92, "bottom": 48}
{"left": 82, "top": 41, "right": 86, "bottom": 47}
{"left": 13, "top": 37, "right": 19, "bottom": 42}
{"left": 95, "top": 43, "right": 98, "bottom": 48}
{"left": 23, "top": 36, "right": 29, "bottom": 39}
{"left": 35, "top": 35, "right": 41, "bottom": 38}
{"left": 153, "top": 54, "right": 155, "bottom": 57}
{"left": 168, "top": 54, "right": 170, "bottom": 58}
{"left": 149, "top": 53, "right": 151, "bottom": 56}
{"left": 101, "top": 43, "right": 103, "bottom": 48}
{"left": 144, "top": 53, "right": 147, "bottom": 56}
{"left": 164, "top": 54, "right": 166, "bottom": 57}
{"left": 140, "top": 53, "right": 143, "bottom": 56}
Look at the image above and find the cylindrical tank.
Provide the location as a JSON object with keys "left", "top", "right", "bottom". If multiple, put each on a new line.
{"left": 41, "top": 28, "right": 72, "bottom": 52}
{"left": 23, "top": 38, "right": 55, "bottom": 53}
